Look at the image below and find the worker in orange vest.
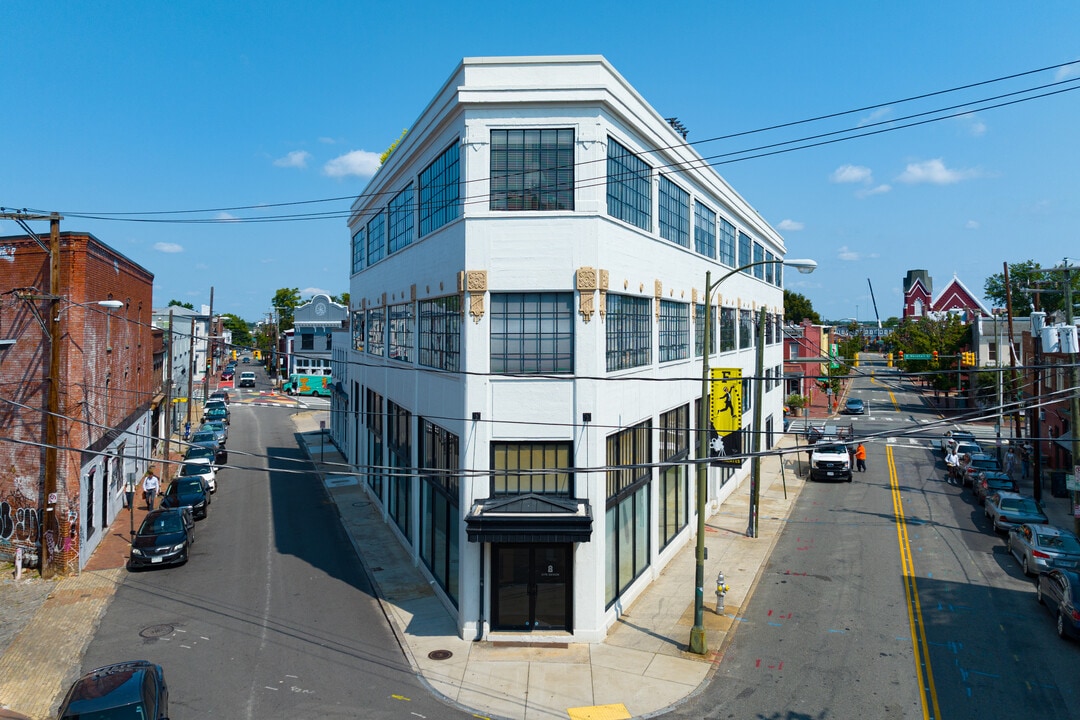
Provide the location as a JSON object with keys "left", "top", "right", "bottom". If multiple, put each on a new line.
{"left": 855, "top": 443, "right": 867, "bottom": 473}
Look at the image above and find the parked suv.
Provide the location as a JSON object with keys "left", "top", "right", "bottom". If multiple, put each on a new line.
{"left": 238, "top": 371, "right": 256, "bottom": 388}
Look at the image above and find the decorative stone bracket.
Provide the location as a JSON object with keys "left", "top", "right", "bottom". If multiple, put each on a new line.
{"left": 459, "top": 270, "right": 488, "bottom": 323}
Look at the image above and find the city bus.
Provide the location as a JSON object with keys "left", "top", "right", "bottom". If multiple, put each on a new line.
{"left": 283, "top": 373, "right": 331, "bottom": 397}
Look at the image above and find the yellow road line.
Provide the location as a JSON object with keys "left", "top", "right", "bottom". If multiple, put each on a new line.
{"left": 887, "top": 445, "right": 941, "bottom": 720}
{"left": 870, "top": 371, "right": 901, "bottom": 410}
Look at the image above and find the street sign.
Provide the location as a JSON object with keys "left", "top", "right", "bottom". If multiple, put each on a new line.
{"left": 902, "top": 353, "right": 934, "bottom": 360}
{"left": 1066, "top": 473, "right": 1080, "bottom": 491}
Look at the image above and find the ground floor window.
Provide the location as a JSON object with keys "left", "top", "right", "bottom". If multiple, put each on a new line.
{"left": 605, "top": 484, "right": 650, "bottom": 606}
{"left": 659, "top": 405, "right": 690, "bottom": 548}
{"left": 366, "top": 389, "right": 383, "bottom": 498}
{"left": 387, "top": 401, "right": 412, "bottom": 539}
{"left": 492, "top": 543, "right": 572, "bottom": 632}
{"left": 420, "top": 418, "right": 460, "bottom": 605}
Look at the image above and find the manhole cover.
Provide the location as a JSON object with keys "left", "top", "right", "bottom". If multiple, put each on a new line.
{"left": 139, "top": 624, "right": 175, "bottom": 639}
{"left": 428, "top": 650, "right": 453, "bottom": 661}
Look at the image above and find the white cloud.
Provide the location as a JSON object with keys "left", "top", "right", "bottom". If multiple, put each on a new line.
{"left": 1055, "top": 61, "right": 1080, "bottom": 81}
{"left": 777, "top": 219, "right": 804, "bottom": 231}
{"left": 302, "top": 287, "right": 330, "bottom": 299}
{"left": 965, "top": 220, "right": 980, "bottom": 230}
{"left": 857, "top": 107, "right": 892, "bottom": 127}
{"left": 274, "top": 150, "right": 311, "bottom": 169}
{"left": 154, "top": 242, "right": 183, "bottom": 253}
{"left": 836, "top": 246, "right": 879, "bottom": 262}
{"left": 855, "top": 184, "right": 891, "bottom": 198}
{"left": 216, "top": 212, "right": 239, "bottom": 222}
{"left": 323, "top": 150, "right": 381, "bottom": 178}
{"left": 830, "top": 164, "right": 873, "bottom": 184}
{"left": 896, "top": 158, "right": 980, "bottom": 185}
{"left": 957, "top": 113, "right": 986, "bottom": 137}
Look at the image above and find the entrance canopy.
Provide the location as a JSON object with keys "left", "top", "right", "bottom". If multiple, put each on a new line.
{"left": 465, "top": 493, "right": 593, "bottom": 543}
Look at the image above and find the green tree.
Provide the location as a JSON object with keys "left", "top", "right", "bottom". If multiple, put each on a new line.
{"left": 332, "top": 292, "right": 350, "bottom": 308}
{"left": 890, "top": 315, "right": 971, "bottom": 391}
{"left": 984, "top": 259, "right": 1080, "bottom": 316}
{"left": 271, "top": 288, "right": 301, "bottom": 331}
{"left": 220, "top": 313, "right": 252, "bottom": 349}
{"left": 784, "top": 289, "right": 821, "bottom": 324}
{"left": 167, "top": 299, "right": 195, "bottom": 310}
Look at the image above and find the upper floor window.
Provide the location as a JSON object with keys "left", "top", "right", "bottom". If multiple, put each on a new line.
{"left": 738, "top": 232, "right": 752, "bottom": 273}
{"left": 739, "top": 309, "right": 754, "bottom": 350}
{"left": 388, "top": 302, "right": 415, "bottom": 363}
{"left": 419, "top": 142, "right": 461, "bottom": 236}
{"left": 419, "top": 295, "right": 461, "bottom": 372}
{"left": 367, "top": 211, "right": 386, "bottom": 266}
{"left": 490, "top": 129, "right": 574, "bottom": 211}
{"left": 765, "top": 250, "right": 775, "bottom": 284}
{"left": 351, "top": 227, "right": 364, "bottom": 274}
{"left": 366, "top": 307, "right": 385, "bottom": 357}
{"left": 694, "top": 203, "right": 716, "bottom": 258}
{"left": 606, "top": 295, "right": 651, "bottom": 371}
{"left": 659, "top": 300, "right": 689, "bottom": 362}
{"left": 753, "top": 243, "right": 765, "bottom": 279}
{"left": 718, "top": 217, "right": 736, "bottom": 267}
{"left": 491, "top": 292, "right": 574, "bottom": 374}
{"left": 300, "top": 333, "right": 314, "bottom": 351}
{"left": 607, "top": 139, "right": 651, "bottom": 231}
{"left": 606, "top": 420, "right": 651, "bottom": 501}
{"left": 388, "top": 185, "right": 415, "bottom": 254}
{"left": 694, "top": 303, "right": 716, "bottom": 357}
{"left": 658, "top": 176, "right": 689, "bottom": 248}
{"left": 720, "top": 307, "right": 736, "bottom": 353}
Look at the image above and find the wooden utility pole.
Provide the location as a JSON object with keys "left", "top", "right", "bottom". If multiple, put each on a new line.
{"left": 202, "top": 287, "right": 214, "bottom": 405}
{"left": 42, "top": 214, "right": 63, "bottom": 578}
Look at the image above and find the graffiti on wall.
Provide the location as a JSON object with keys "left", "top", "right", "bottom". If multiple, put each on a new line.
{"left": 0, "top": 473, "right": 41, "bottom": 567}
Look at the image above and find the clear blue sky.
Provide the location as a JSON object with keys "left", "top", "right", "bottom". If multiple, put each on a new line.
{"left": 3, "top": 1, "right": 1078, "bottom": 324}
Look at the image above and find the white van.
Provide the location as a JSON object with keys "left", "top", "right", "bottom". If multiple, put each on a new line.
{"left": 238, "top": 371, "right": 256, "bottom": 388}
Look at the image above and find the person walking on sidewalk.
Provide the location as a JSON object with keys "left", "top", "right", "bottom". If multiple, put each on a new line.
{"left": 123, "top": 474, "right": 137, "bottom": 509}
{"left": 142, "top": 469, "right": 160, "bottom": 510}
{"left": 855, "top": 443, "right": 867, "bottom": 472}
{"left": 1003, "top": 447, "right": 1017, "bottom": 480}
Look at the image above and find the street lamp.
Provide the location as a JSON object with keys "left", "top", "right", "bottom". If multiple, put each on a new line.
{"left": 689, "top": 256, "right": 817, "bottom": 655}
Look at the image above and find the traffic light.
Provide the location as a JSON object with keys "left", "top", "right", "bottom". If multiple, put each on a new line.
{"left": 897, "top": 350, "right": 904, "bottom": 360}
{"left": 961, "top": 351, "right": 976, "bottom": 367}
{"left": 932, "top": 350, "right": 939, "bottom": 360}
{"left": 887, "top": 352, "right": 893, "bottom": 367}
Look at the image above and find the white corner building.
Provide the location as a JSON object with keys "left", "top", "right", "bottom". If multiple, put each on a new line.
{"left": 337, "top": 55, "right": 790, "bottom": 642}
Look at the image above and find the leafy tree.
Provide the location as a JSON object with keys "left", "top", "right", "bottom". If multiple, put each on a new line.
{"left": 984, "top": 259, "right": 1080, "bottom": 317}
{"left": 332, "top": 292, "right": 350, "bottom": 308}
{"left": 271, "top": 288, "right": 301, "bottom": 331}
{"left": 890, "top": 315, "right": 971, "bottom": 391}
{"left": 167, "top": 299, "right": 195, "bottom": 310}
{"left": 219, "top": 313, "right": 252, "bottom": 349}
{"left": 784, "top": 290, "right": 821, "bottom": 324}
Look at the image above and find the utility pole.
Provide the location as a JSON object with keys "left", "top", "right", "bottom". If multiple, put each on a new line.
{"left": 186, "top": 315, "right": 196, "bottom": 428}
{"left": 42, "top": 214, "right": 63, "bottom": 578}
{"left": 1003, "top": 262, "right": 1021, "bottom": 441}
{"left": 202, "top": 287, "right": 214, "bottom": 406}
{"left": 164, "top": 309, "right": 174, "bottom": 467}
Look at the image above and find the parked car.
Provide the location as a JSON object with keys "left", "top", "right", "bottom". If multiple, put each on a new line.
{"left": 160, "top": 477, "right": 211, "bottom": 519}
{"left": 184, "top": 445, "right": 217, "bottom": 466}
{"left": 241, "top": 356, "right": 251, "bottom": 363}
{"left": 201, "top": 420, "right": 228, "bottom": 445}
{"left": 842, "top": 397, "right": 865, "bottom": 415}
{"left": 961, "top": 452, "right": 999, "bottom": 487}
{"left": 179, "top": 458, "right": 217, "bottom": 493}
{"left": 129, "top": 507, "right": 194, "bottom": 569}
{"left": 203, "top": 404, "right": 230, "bottom": 425}
{"left": 1036, "top": 569, "right": 1080, "bottom": 640}
{"left": 984, "top": 491, "right": 1048, "bottom": 533}
{"left": 941, "top": 429, "right": 978, "bottom": 454}
{"left": 189, "top": 430, "right": 219, "bottom": 453}
{"left": 972, "top": 471, "right": 1017, "bottom": 505}
{"left": 220, "top": 368, "right": 235, "bottom": 381}
{"left": 55, "top": 660, "right": 169, "bottom": 719}
{"left": 1008, "top": 524, "right": 1080, "bottom": 576}
{"left": 209, "top": 389, "right": 231, "bottom": 405}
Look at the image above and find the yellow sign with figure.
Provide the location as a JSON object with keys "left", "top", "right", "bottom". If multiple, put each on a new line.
{"left": 709, "top": 368, "right": 743, "bottom": 465}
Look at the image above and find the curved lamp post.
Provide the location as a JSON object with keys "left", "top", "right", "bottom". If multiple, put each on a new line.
{"left": 689, "top": 257, "right": 817, "bottom": 655}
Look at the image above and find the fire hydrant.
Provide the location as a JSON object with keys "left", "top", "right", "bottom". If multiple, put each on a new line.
{"left": 715, "top": 571, "right": 730, "bottom": 614}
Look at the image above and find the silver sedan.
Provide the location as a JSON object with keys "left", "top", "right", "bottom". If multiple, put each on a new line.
{"left": 1008, "top": 523, "right": 1080, "bottom": 576}
{"left": 984, "top": 491, "right": 1048, "bottom": 533}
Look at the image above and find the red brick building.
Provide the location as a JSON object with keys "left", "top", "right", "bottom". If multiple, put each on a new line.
{"left": 902, "top": 269, "right": 989, "bottom": 320}
{"left": 783, "top": 319, "right": 835, "bottom": 416}
{"left": 0, "top": 230, "right": 154, "bottom": 574}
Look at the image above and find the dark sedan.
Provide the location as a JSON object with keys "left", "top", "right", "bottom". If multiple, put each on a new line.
{"left": 972, "top": 471, "right": 1017, "bottom": 505}
{"left": 1037, "top": 569, "right": 1080, "bottom": 640}
{"left": 160, "top": 477, "right": 210, "bottom": 519}
{"left": 129, "top": 508, "right": 194, "bottom": 569}
{"left": 56, "top": 660, "right": 169, "bottom": 719}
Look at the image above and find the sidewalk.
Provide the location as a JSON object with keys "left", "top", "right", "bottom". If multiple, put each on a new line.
{"left": 0, "top": 413, "right": 807, "bottom": 720}
{"left": 293, "top": 410, "right": 808, "bottom": 720}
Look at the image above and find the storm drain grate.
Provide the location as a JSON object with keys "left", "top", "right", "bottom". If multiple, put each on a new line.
{"left": 427, "top": 650, "right": 453, "bottom": 661}
{"left": 139, "top": 624, "right": 175, "bottom": 639}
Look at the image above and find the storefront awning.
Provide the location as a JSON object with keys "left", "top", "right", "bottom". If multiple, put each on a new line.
{"left": 465, "top": 493, "right": 593, "bottom": 543}
{"left": 1054, "top": 433, "right": 1076, "bottom": 454}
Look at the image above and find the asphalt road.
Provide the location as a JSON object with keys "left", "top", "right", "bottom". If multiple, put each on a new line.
{"left": 669, "top": 358, "right": 1080, "bottom": 719}
{"left": 76, "top": 395, "right": 473, "bottom": 718}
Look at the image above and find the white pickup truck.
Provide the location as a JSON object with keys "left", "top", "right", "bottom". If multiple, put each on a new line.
{"left": 809, "top": 441, "right": 853, "bottom": 482}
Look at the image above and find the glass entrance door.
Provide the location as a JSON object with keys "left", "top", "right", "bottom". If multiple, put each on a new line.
{"left": 492, "top": 544, "right": 572, "bottom": 632}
